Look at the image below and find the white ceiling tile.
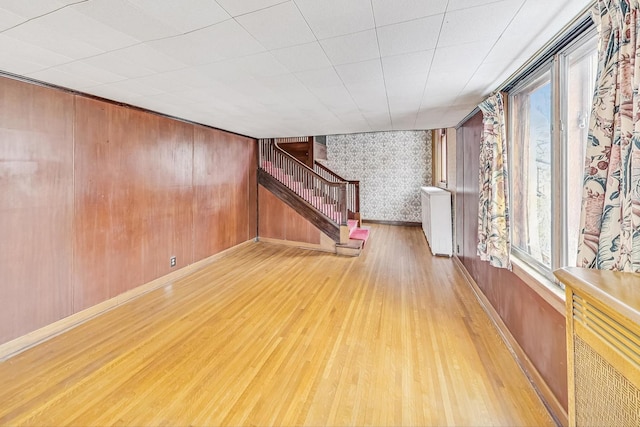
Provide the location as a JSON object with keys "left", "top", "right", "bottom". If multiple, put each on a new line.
{"left": 308, "top": 85, "right": 354, "bottom": 107}
{"left": 49, "top": 61, "right": 127, "bottom": 86}
{"left": 0, "top": 0, "right": 80, "bottom": 21}
{"left": 73, "top": 0, "right": 181, "bottom": 41}
{"left": 439, "top": 0, "right": 522, "bottom": 47}
{"left": 127, "top": 0, "right": 231, "bottom": 33}
{"left": 215, "top": 0, "right": 287, "bottom": 17}
{"left": 0, "top": 7, "right": 24, "bottom": 31}
{"left": 294, "top": 0, "right": 374, "bottom": 39}
{"left": 231, "top": 53, "right": 291, "bottom": 78}
{"left": 377, "top": 15, "right": 443, "bottom": 56}
{"left": 389, "top": 100, "right": 424, "bottom": 117}
{"left": 126, "top": 72, "right": 193, "bottom": 94}
{"left": 491, "top": 0, "right": 589, "bottom": 63}
{"left": 236, "top": 2, "right": 315, "bottom": 50}
{"left": 85, "top": 43, "right": 185, "bottom": 80}
{"left": 141, "top": 91, "right": 199, "bottom": 107}
{"left": 294, "top": 67, "right": 344, "bottom": 88}
{"left": 431, "top": 41, "right": 493, "bottom": 74}
{"left": 385, "top": 73, "right": 427, "bottom": 98}
{"left": 0, "top": 34, "right": 74, "bottom": 75}
{"left": 447, "top": 0, "right": 515, "bottom": 12}
{"left": 254, "top": 71, "right": 301, "bottom": 88}
{"left": 96, "top": 78, "right": 164, "bottom": 97}
{"left": 147, "top": 20, "right": 265, "bottom": 65}
{"left": 83, "top": 84, "right": 145, "bottom": 104}
{"left": 391, "top": 115, "right": 418, "bottom": 130}
{"left": 347, "top": 83, "right": 388, "bottom": 108}
{"left": 4, "top": 7, "right": 139, "bottom": 58}
{"left": 381, "top": 50, "right": 434, "bottom": 79}
{"left": 27, "top": 67, "right": 105, "bottom": 90}
{"left": 441, "top": 104, "right": 477, "bottom": 125}
{"left": 335, "top": 59, "right": 383, "bottom": 85}
{"left": 372, "top": 0, "right": 447, "bottom": 26}
{"left": 271, "top": 42, "right": 331, "bottom": 72}
{"left": 320, "top": 30, "right": 379, "bottom": 66}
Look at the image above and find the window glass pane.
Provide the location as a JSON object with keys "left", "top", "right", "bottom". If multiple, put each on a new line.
{"left": 566, "top": 39, "right": 598, "bottom": 267}
{"left": 511, "top": 71, "right": 552, "bottom": 267}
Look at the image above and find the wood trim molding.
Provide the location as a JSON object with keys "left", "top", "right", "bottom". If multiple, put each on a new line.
{"left": 363, "top": 219, "right": 421, "bottom": 227}
{"left": 0, "top": 240, "right": 257, "bottom": 362}
{"left": 511, "top": 257, "right": 565, "bottom": 314}
{"left": 453, "top": 256, "right": 569, "bottom": 427}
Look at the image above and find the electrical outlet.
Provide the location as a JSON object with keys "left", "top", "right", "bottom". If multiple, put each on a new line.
{"left": 170, "top": 256, "right": 177, "bottom": 267}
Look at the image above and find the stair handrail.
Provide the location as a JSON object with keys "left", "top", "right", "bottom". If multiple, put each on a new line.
{"left": 259, "top": 138, "right": 348, "bottom": 226}
{"left": 314, "top": 161, "right": 360, "bottom": 215}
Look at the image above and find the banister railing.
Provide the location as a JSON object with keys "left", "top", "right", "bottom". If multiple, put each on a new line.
{"left": 259, "top": 139, "right": 347, "bottom": 226}
{"left": 314, "top": 161, "right": 360, "bottom": 216}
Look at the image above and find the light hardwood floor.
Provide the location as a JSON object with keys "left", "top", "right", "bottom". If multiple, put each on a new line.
{"left": 0, "top": 224, "right": 554, "bottom": 426}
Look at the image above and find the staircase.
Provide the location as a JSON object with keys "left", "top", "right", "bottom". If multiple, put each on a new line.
{"left": 259, "top": 138, "right": 369, "bottom": 254}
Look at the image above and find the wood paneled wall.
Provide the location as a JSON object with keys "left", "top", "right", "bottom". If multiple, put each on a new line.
{"left": 0, "top": 78, "right": 75, "bottom": 342}
{"left": 455, "top": 111, "right": 568, "bottom": 411}
{"left": 258, "top": 185, "right": 321, "bottom": 244}
{"left": 0, "top": 76, "right": 257, "bottom": 345}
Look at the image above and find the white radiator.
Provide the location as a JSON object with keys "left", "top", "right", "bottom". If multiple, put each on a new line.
{"left": 420, "top": 186, "right": 452, "bottom": 257}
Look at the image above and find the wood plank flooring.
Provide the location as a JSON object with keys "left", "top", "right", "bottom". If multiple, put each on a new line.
{"left": 0, "top": 224, "right": 554, "bottom": 426}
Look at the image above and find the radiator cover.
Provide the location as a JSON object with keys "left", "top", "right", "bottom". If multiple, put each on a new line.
{"left": 556, "top": 267, "right": 640, "bottom": 427}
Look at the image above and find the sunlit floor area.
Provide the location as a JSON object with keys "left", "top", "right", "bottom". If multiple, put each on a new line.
{"left": 0, "top": 224, "right": 553, "bottom": 426}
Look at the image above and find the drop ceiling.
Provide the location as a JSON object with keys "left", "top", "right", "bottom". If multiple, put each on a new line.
{"left": 0, "top": 0, "right": 593, "bottom": 138}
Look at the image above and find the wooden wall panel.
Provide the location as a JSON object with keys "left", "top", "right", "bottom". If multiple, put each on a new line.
{"left": 193, "top": 127, "right": 255, "bottom": 261}
{"left": 456, "top": 110, "right": 568, "bottom": 411}
{"left": 140, "top": 117, "right": 194, "bottom": 282}
{"left": 258, "top": 185, "right": 322, "bottom": 244}
{"left": 0, "top": 77, "right": 74, "bottom": 343}
{"left": 248, "top": 139, "right": 258, "bottom": 240}
{"left": 74, "top": 99, "right": 145, "bottom": 310}
{"left": 258, "top": 185, "right": 287, "bottom": 240}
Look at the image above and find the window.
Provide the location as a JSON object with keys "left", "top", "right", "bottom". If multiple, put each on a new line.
{"left": 508, "top": 32, "right": 598, "bottom": 280}
{"left": 511, "top": 69, "right": 552, "bottom": 268}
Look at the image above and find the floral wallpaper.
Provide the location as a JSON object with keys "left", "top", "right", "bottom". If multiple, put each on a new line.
{"left": 323, "top": 130, "right": 432, "bottom": 223}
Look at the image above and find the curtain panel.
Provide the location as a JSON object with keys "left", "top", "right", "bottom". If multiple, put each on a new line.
{"left": 478, "top": 92, "right": 511, "bottom": 269}
{"left": 577, "top": 0, "right": 640, "bottom": 272}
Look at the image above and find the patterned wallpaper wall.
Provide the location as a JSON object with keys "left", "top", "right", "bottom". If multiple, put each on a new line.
{"left": 324, "top": 130, "right": 432, "bottom": 223}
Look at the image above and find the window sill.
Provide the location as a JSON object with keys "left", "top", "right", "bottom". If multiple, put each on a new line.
{"left": 510, "top": 257, "right": 566, "bottom": 315}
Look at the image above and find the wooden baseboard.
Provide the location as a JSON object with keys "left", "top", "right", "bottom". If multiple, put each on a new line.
{"left": 362, "top": 219, "right": 421, "bottom": 227}
{"left": 257, "top": 233, "right": 336, "bottom": 253}
{"left": 0, "top": 240, "right": 256, "bottom": 362}
{"left": 452, "top": 256, "right": 568, "bottom": 427}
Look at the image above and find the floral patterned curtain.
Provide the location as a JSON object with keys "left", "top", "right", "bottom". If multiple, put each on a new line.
{"left": 478, "top": 93, "right": 511, "bottom": 269}
{"left": 577, "top": 0, "right": 640, "bottom": 272}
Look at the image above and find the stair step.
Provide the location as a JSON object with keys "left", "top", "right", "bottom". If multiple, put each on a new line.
{"left": 349, "top": 226, "right": 370, "bottom": 246}
{"left": 335, "top": 240, "right": 363, "bottom": 257}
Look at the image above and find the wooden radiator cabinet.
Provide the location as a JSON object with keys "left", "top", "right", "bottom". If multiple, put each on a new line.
{"left": 554, "top": 267, "right": 640, "bottom": 427}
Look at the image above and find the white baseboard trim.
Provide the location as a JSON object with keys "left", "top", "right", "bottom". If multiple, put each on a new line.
{"left": 453, "top": 256, "right": 568, "bottom": 427}
{"left": 0, "top": 240, "right": 256, "bottom": 362}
